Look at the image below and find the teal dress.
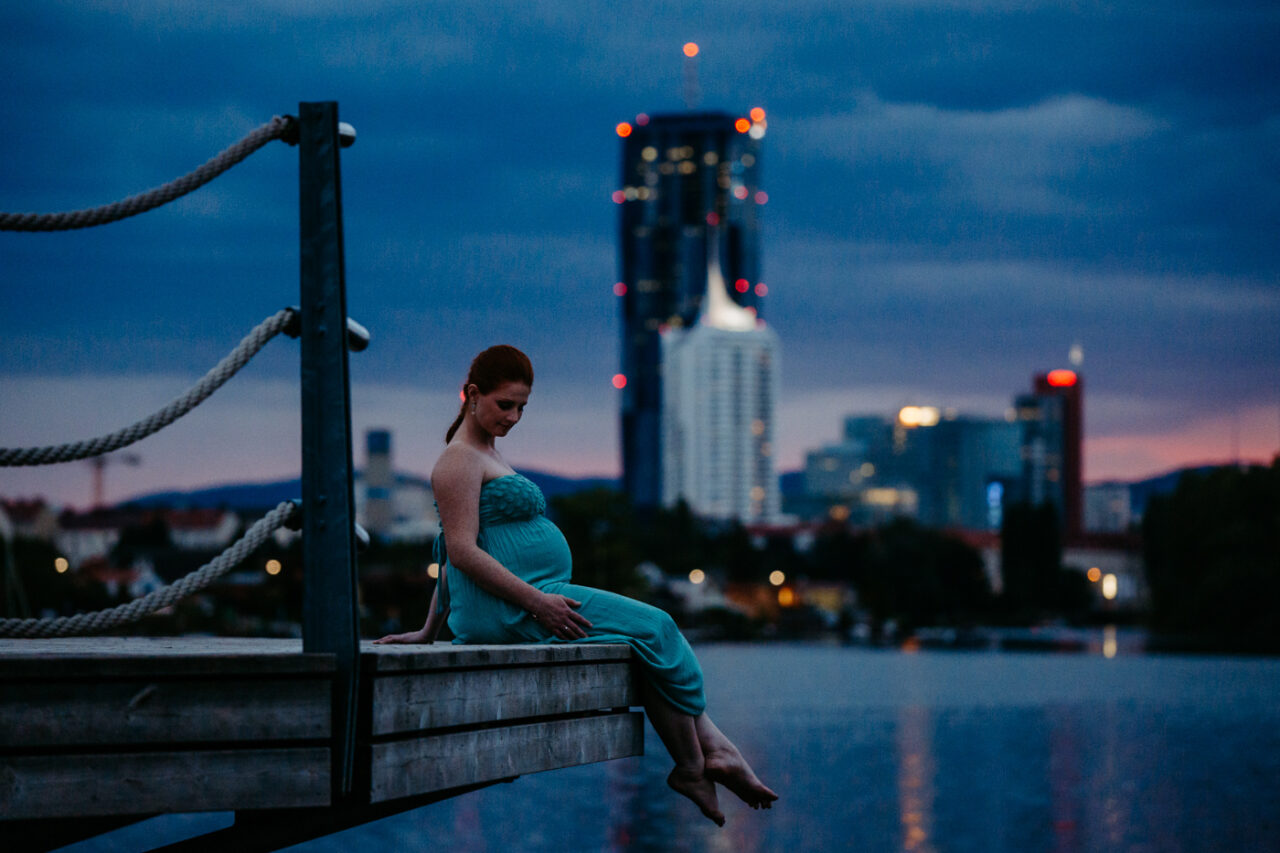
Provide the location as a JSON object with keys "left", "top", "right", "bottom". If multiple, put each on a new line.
{"left": 435, "top": 473, "right": 706, "bottom": 716}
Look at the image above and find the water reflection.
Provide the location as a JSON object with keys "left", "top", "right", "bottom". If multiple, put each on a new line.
{"left": 895, "top": 705, "right": 936, "bottom": 852}
{"left": 239, "top": 645, "right": 1280, "bottom": 853}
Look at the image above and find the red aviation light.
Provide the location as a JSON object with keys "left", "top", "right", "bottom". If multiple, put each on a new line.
{"left": 613, "top": 282, "right": 627, "bottom": 296}
{"left": 705, "top": 211, "right": 720, "bottom": 226}
{"left": 616, "top": 122, "right": 633, "bottom": 138}
{"left": 1046, "top": 369, "right": 1078, "bottom": 387}
{"left": 612, "top": 374, "right": 628, "bottom": 389}
{"left": 734, "top": 118, "right": 751, "bottom": 133}
{"left": 734, "top": 278, "right": 749, "bottom": 293}
{"left": 750, "top": 107, "right": 766, "bottom": 123}
{"left": 683, "top": 42, "right": 699, "bottom": 58}
{"left": 611, "top": 190, "right": 626, "bottom": 204}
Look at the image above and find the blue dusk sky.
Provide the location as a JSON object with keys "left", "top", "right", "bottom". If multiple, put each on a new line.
{"left": 2, "top": 0, "right": 1278, "bottom": 509}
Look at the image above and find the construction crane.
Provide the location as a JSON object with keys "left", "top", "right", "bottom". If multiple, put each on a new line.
{"left": 88, "top": 453, "right": 141, "bottom": 508}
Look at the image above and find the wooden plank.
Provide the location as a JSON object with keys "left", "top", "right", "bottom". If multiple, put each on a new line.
{"left": 371, "top": 661, "right": 635, "bottom": 735}
{"left": 361, "top": 641, "right": 633, "bottom": 673}
{"left": 0, "top": 638, "right": 333, "bottom": 680}
{"left": 1, "top": 747, "right": 330, "bottom": 819}
{"left": 0, "top": 678, "right": 330, "bottom": 748}
{"left": 369, "top": 711, "right": 644, "bottom": 803}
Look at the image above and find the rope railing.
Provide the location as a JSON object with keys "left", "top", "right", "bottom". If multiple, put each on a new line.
{"left": 0, "top": 115, "right": 296, "bottom": 232}
{"left": 0, "top": 307, "right": 298, "bottom": 467}
{"left": 0, "top": 500, "right": 299, "bottom": 638}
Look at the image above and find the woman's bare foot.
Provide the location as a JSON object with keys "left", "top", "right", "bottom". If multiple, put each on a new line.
{"left": 667, "top": 767, "right": 725, "bottom": 826}
{"left": 704, "top": 745, "right": 778, "bottom": 810}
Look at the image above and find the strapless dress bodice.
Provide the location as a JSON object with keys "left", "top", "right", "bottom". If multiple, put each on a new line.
{"left": 478, "top": 473, "right": 546, "bottom": 525}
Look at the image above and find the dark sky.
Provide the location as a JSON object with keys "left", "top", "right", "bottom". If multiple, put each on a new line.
{"left": 2, "top": 0, "right": 1278, "bottom": 508}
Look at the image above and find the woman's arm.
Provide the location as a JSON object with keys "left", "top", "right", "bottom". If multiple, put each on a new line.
{"left": 373, "top": 582, "right": 447, "bottom": 644}
{"left": 433, "top": 449, "right": 592, "bottom": 640}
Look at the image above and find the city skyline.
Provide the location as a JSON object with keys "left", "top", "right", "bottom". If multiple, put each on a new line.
{"left": 2, "top": 1, "right": 1278, "bottom": 508}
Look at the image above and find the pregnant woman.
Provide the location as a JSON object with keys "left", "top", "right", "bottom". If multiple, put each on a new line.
{"left": 375, "top": 345, "right": 776, "bottom": 825}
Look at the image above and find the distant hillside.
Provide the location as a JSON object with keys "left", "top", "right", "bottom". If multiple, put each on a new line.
{"left": 121, "top": 469, "right": 619, "bottom": 511}
{"left": 1122, "top": 464, "right": 1237, "bottom": 516}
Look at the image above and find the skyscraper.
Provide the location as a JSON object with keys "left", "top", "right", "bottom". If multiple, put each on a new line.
{"left": 661, "top": 244, "right": 780, "bottom": 522}
{"left": 1032, "top": 369, "right": 1084, "bottom": 540}
{"left": 616, "top": 110, "right": 766, "bottom": 509}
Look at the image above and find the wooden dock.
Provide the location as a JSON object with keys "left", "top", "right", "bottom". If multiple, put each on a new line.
{"left": 0, "top": 637, "right": 642, "bottom": 850}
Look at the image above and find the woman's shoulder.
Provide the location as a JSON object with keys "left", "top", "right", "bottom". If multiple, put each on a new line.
{"left": 431, "top": 443, "right": 484, "bottom": 490}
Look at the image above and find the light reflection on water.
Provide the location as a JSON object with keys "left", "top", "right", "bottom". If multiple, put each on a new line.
{"left": 60, "top": 643, "right": 1280, "bottom": 852}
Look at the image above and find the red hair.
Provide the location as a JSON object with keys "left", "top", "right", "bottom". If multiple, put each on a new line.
{"left": 445, "top": 345, "right": 534, "bottom": 442}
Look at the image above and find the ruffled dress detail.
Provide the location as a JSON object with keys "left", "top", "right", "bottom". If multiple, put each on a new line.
{"left": 439, "top": 473, "right": 706, "bottom": 716}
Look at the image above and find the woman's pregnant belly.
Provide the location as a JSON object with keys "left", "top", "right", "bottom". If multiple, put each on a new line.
{"left": 447, "top": 516, "right": 573, "bottom": 643}
{"left": 482, "top": 516, "right": 573, "bottom": 589}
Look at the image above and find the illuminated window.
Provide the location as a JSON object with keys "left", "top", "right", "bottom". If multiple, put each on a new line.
{"left": 641, "top": 146, "right": 658, "bottom": 162}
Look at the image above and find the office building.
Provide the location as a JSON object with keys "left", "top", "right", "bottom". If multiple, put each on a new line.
{"left": 661, "top": 244, "right": 780, "bottom": 522}
{"left": 617, "top": 110, "right": 766, "bottom": 509}
{"left": 1014, "top": 369, "right": 1084, "bottom": 539}
{"left": 803, "top": 408, "right": 1021, "bottom": 530}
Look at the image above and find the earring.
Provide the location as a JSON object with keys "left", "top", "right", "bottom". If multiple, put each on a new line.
{"left": 471, "top": 401, "right": 477, "bottom": 415}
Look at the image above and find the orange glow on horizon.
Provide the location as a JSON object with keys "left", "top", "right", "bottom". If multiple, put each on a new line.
{"left": 615, "top": 122, "right": 633, "bottom": 138}
{"left": 1047, "top": 369, "right": 1078, "bottom": 387}
{"left": 734, "top": 118, "right": 751, "bottom": 133}
{"left": 683, "top": 42, "right": 699, "bottom": 57}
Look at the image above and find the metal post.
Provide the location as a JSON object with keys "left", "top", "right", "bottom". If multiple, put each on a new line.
{"left": 297, "top": 101, "right": 360, "bottom": 800}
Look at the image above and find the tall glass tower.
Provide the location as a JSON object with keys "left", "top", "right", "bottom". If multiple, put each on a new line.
{"left": 616, "top": 110, "right": 766, "bottom": 509}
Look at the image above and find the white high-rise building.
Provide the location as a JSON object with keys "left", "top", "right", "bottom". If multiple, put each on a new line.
{"left": 660, "top": 245, "right": 780, "bottom": 522}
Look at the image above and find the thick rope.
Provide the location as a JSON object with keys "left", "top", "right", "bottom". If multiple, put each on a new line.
{"left": 0, "top": 116, "right": 294, "bottom": 232}
{"left": 0, "top": 308, "right": 297, "bottom": 466}
{"left": 0, "top": 501, "right": 298, "bottom": 638}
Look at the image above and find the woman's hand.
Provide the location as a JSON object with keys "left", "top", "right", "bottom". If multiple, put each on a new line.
{"left": 528, "top": 592, "right": 593, "bottom": 640}
{"left": 373, "top": 628, "right": 433, "bottom": 645}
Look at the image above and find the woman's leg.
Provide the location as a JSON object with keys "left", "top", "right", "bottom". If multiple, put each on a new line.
{"left": 695, "top": 714, "right": 779, "bottom": 809}
{"left": 640, "top": 679, "right": 724, "bottom": 826}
